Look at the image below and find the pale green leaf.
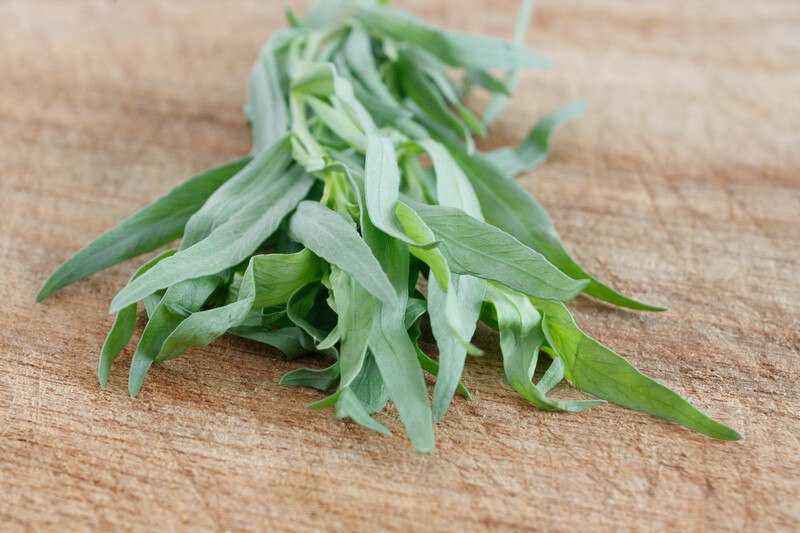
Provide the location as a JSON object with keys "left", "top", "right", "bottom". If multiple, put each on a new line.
{"left": 534, "top": 298, "right": 742, "bottom": 440}
{"left": 154, "top": 250, "right": 321, "bottom": 362}
{"left": 365, "top": 132, "right": 433, "bottom": 246}
{"left": 355, "top": 5, "right": 550, "bottom": 69}
{"left": 395, "top": 201, "right": 449, "bottom": 291}
{"left": 111, "top": 165, "right": 313, "bottom": 312}
{"left": 449, "top": 142, "right": 665, "bottom": 311}
{"left": 247, "top": 31, "right": 295, "bottom": 152}
{"left": 37, "top": 157, "right": 250, "bottom": 302}
{"left": 429, "top": 273, "right": 484, "bottom": 421}
{"left": 330, "top": 266, "right": 374, "bottom": 389}
{"left": 127, "top": 276, "right": 220, "bottom": 397}
{"left": 482, "top": 0, "right": 536, "bottom": 125}
{"left": 363, "top": 196, "right": 434, "bottom": 452}
{"left": 410, "top": 202, "right": 589, "bottom": 301}
{"left": 484, "top": 100, "right": 588, "bottom": 176}
{"left": 334, "top": 388, "right": 392, "bottom": 437}
{"left": 288, "top": 201, "right": 398, "bottom": 307}
{"left": 98, "top": 249, "right": 177, "bottom": 387}
{"left": 485, "top": 283, "right": 602, "bottom": 412}
{"left": 230, "top": 326, "right": 311, "bottom": 359}
{"left": 281, "top": 363, "right": 340, "bottom": 391}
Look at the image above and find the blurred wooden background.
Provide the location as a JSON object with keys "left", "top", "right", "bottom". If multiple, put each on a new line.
{"left": 1, "top": 0, "right": 798, "bottom": 530}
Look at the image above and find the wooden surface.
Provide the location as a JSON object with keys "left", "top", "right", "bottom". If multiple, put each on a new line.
{"left": 1, "top": 1, "right": 798, "bottom": 531}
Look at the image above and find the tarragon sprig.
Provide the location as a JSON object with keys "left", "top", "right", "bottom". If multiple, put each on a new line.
{"left": 37, "top": 0, "right": 741, "bottom": 451}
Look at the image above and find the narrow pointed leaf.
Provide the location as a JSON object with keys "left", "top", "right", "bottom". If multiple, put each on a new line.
{"left": 482, "top": 0, "right": 536, "bottom": 126}
{"left": 280, "top": 363, "right": 340, "bottom": 391}
{"left": 414, "top": 343, "right": 471, "bottom": 400}
{"left": 182, "top": 136, "right": 292, "bottom": 246}
{"left": 288, "top": 201, "right": 398, "bottom": 307}
{"left": 411, "top": 202, "right": 588, "bottom": 301}
{"left": 330, "top": 266, "right": 374, "bottom": 389}
{"left": 363, "top": 206, "right": 434, "bottom": 452}
{"left": 415, "top": 139, "right": 483, "bottom": 219}
{"left": 127, "top": 276, "right": 220, "bottom": 397}
{"left": 485, "top": 100, "right": 589, "bottom": 176}
{"left": 111, "top": 165, "right": 313, "bottom": 312}
{"left": 464, "top": 69, "right": 511, "bottom": 96}
{"left": 534, "top": 298, "right": 742, "bottom": 440}
{"left": 229, "top": 326, "right": 311, "bottom": 359}
{"left": 37, "top": 157, "right": 250, "bottom": 301}
{"left": 355, "top": 5, "right": 550, "bottom": 69}
{"left": 349, "top": 352, "right": 390, "bottom": 413}
{"left": 485, "top": 284, "right": 603, "bottom": 412}
{"left": 448, "top": 142, "right": 665, "bottom": 311}
{"left": 395, "top": 202, "right": 449, "bottom": 291}
{"left": 429, "top": 274, "right": 484, "bottom": 421}
{"left": 334, "top": 388, "right": 392, "bottom": 437}
{"left": 98, "top": 306, "right": 136, "bottom": 388}
{"left": 369, "top": 312, "right": 435, "bottom": 452}
{"left": 247, "top": 33, "right": 294, "bottom": 153}
{"left": 98, "top": 249, "right": 177, "bottom": 386}
{"left": 365, "top": 133, "right": 433, "bottom": 247}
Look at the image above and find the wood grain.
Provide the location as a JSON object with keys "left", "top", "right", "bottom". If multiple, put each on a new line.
{"left": 1, "top": 1, "right": 798, "bottom": 531}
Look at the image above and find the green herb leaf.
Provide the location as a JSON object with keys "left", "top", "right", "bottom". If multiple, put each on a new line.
{"left": 365, "top": 133, "right": 434, "bottom": 247}
{"left": 348, "top": 351, "right": 390, "bottom": 413}
{"left": 464, "top": 69, "right": 511, "bottom": 96}
{"left": 364, "top": 206, "right": 434, "bottom": 452}
{"left": 415, "top": 139, "right": 483, "bottom": 218}
{"left": 334, "top": 387, "right": 392, "bottom": 437}
{"left": 355, "top": 5, "right": 550, "bottom": 69}
{"left": 482, "top": 0, "right": 536, "bottom": 126}
{"left": 289, "top": 201, "right": 398, "bottom": 307}
{"left": 37, "top": 157, "right": 250, "bottom": 302}
{"left": 230, "top": 326, "right": 312, "bottom": 360}
{"left": 534, "top": 298, "right": 742, "bottom": 440}
{"left": 485, "top": 283, "right": 603, "bottom": 412}
{"left": 154, "top": 250, "right": 321, "bottom": 362}
{"left": 330, "top": 266, "right": 374, "bottom": 389}
{"left": 98, "top": 249, "right": 177, "bottom": 387}
{"left": 280, "top": 362, "right": 340, "bottom": 391}
{"left": 369, "top": 309, "right": 434, "bottom": 451}
{"left": 247, "top": 32, "right": 295, "bottom": 152}
{"left": 395, "top": 202, "right": 449, "bottom": 291}
{"left": 450, "top": 143, "right": 665, "bottom": 311}
{"left": 411, "top": 326, "right": 471, "bottom": 400}
{"left": 429, "top": 274, "right": 485, "bottom": 421}
{"left": 182, "top": 136, "right": 291, "bottom": 245}
{"left": 411, "top": 202, "right": 589, "bottom": 301}
{"left": 409, "top": 138, "right": 486, "bottom": 420}
{"left": 127, "top": 276, "right": 220, "bottom": 397}
{"left": 111, "top": 155, "right": 313, "bottom": 312}
{"left": 485, "top": 100, "right": 589, "bottom": 176}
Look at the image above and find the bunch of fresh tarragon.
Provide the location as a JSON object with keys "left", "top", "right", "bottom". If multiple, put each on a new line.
{"left": 38, "top": 0, "right": 740, "bottom": 451}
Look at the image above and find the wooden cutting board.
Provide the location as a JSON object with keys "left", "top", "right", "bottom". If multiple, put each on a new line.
{"left": 1, "top": 0, "right": 797, "bottom": 530}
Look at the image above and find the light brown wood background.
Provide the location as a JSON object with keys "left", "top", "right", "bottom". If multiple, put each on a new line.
{"left": 1, "top": 0, "right": 798, "bottom": 531}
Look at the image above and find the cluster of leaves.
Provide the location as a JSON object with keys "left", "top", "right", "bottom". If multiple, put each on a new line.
{"left": 38, "top": 0, "right": 740, "bottom": 451}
